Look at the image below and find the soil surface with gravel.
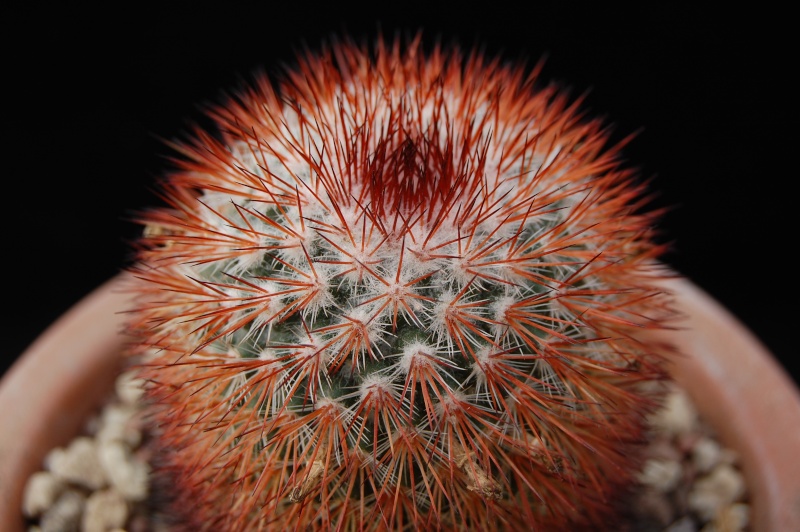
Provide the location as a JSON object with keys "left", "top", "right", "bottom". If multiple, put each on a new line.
{"left": 22, "top": 368, "right": 750, "bottom": 532}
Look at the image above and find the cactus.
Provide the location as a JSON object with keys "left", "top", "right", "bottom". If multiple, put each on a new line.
{"left": 127, "top": 34, "right": 673, "bottom": 530}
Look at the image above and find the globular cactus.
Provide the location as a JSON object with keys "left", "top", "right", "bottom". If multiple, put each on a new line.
{"left": 127, "top": 34, "right": 673, "bottom": 531}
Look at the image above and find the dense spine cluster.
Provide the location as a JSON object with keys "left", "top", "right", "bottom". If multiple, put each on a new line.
{"left": 128, "top": 36, "right": 671, "bottom": 530}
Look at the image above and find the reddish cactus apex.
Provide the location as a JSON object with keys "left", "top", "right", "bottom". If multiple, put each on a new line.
{"left": 127, "top": 34, "right": 674, "bottom": 531}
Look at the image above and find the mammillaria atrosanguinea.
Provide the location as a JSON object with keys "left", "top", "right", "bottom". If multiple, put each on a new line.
{"left": 127, "top": 34, "right": 673, "bottom": 531}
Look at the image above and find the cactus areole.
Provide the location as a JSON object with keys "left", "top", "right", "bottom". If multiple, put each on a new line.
{"left": 128, "top": 35, "right": 673, "bottom": 530}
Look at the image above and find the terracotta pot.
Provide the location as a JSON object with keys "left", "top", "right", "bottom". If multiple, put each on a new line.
{"left": 1, "top": 272, "right": 799, "bottom": 531}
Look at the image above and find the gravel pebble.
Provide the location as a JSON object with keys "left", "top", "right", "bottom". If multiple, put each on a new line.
{"left": 688, "top": 464, "right": 747, "bottom": 521}
{"left": 45, "top": 438, "right": 107, "bottom": 491}
{"left": 39, "top": 490, "right": 86, "bottom": 532}
{"left": 82, "top": 489, "right": 129, "bottom": 532}
{"left": 650, "top": 387, "right": 700, "bottom": 438}
{"left": 692, "top": 437, "right": 722, "bottom": 474}
{"left": 666, "top": 515, "right": 698, "bottom": 532}
{"left": 22, "top": 471, "right": 66, "bottom": 518}
{"left": 115, "top": 372, "right": 146, "bottom": 406}
{"left": 96, "top": 403, "right": 141, "bottom": 448}
{"left": 98, "top": 440, "right": 149, "bottom": 501}
{"left": 639, "top": 458, "right": 684, "bottom": 493}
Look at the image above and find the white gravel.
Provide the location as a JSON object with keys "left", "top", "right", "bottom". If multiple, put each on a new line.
{"left": 22, "top": 373, "right": 751, "bottom": 531}
{"left": 23, "top": 370, "right": 151, "bottom": 532}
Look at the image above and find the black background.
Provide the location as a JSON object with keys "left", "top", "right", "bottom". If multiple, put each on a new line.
{"left": 2, "top": 4, "right": 796, "bottom": 387}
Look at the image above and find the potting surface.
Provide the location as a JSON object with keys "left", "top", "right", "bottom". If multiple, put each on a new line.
{"left": 21, "top": 369, "right": 751, "bottom": 532}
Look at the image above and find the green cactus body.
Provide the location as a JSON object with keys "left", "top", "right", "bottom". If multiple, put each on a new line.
{"left": 129, "top": 36, "right": 671, "bottom": 530}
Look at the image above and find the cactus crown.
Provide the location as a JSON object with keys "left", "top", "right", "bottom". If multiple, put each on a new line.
{"left": 129, "top": 34, "right": 671, "bottom": 530}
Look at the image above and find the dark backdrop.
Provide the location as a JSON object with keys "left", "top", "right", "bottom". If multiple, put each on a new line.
{"left": 3, "top": 5, "right": 795, "bottom": 387}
